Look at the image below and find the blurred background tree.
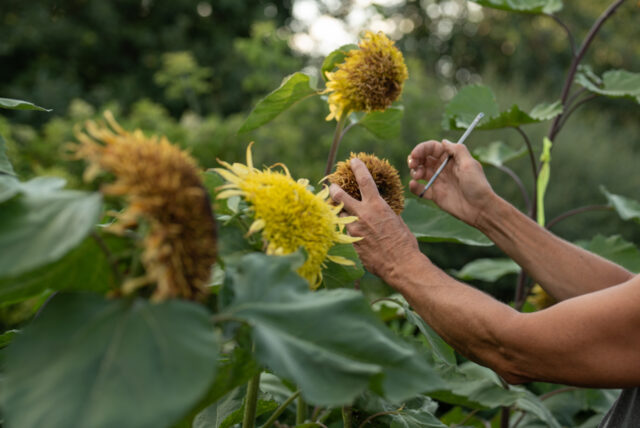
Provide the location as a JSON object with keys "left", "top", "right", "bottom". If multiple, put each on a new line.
{"left": 1, "top": 0, "right": 638, "bottom": 302}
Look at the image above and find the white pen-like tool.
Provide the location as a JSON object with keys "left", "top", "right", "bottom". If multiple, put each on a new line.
{"left": 418, "top": 112, "right": 485, "bottom": 198}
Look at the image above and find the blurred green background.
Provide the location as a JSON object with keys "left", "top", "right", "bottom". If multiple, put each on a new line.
{"left": 1, "top": 0, "right": 638, "bottom": 301}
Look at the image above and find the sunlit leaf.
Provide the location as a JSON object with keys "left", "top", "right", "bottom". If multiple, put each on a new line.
{"left": 472, "top": 141, "right": 526, "bottom": 167}
{"left": 2, "top": 293, "right": 219, "bottom": 428}
{"left": 359, "top": 105, "right": 404, "bottom": 140}
{"left": 222, "top": 252, "right": 444, "bottom": 406}
{"left": 601, "top": 186, "right": 640, "bottom": 224}
{"left": 575, "top": 235, "right": 640, "bottom": 273}
{"left": 470, "top": 0, "right": 562, "bottom": 14}
{"left": 0, "top": 97, "right": 51, "bottom": 112}
{"left": 530, "top": 100, "right": 563, "bottom": 120}
{"left": 239, "top": 72, "right": 318, "bottom": 133}
{"left": 452, "top": 258, "right": 520, "bottom": 282}
{"left": 403, "top": 199, "right": 492, "bottom": 246}
{"left": 576, "top": 67, "right": 640, "bottom": 103}
{"left": 321, "top": 44, "right": 357, "bottom": 81}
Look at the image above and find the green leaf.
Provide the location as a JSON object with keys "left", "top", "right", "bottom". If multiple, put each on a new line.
{"left": 537, "top": 137, "right": 552, "bottom": 226}
{"left": 322, "top": 244, "right": 365, "bottom": 289}
{"left": 239, "top": 73, "right": 318, "bottom": 133}
{"left": 0, "top": 97, "right": 51, "bottom": 112}
{"left": 357, "top": 393, "right": 446, "bottom": 428}
{"left": 472, "top": 141, "right": 526, "bottom": 167}
{"left": 223, "top": 253, "right": 444, "bottom": 406}
{"left": 0, "top": 174, "right": 20, "bottom": 203}
{"left": 0, "top": 235, "right": 119, "bottom": 306}
{"left": 576, "top": 68, "right": 640, "bottom": 103}
{"left": 2, "top": 293, "right": 219, "bottom": 428}
{"left": 359, "top": 105, "right": 404, "bottom": 140}
{"left": 470, "top": 0, "right": 562, "bottom": 14}
{"left": 575, "top": 235, "right": 640, "bottom": 273}
{"left": 193, "top": 387, "right": 278, "bottom": 428}
{"left": 444, "top": 85, "right": 562, "bottom": 130}
{"left": 0, "top": 184, "right": 102, "bottom": 278}
{"left": 402, "top": 199, "right": 492, "bottom": 246}
{"left": 0, "top": 329, "right": 18, "bottom": 348}
{"left": 321, "top": 44, "right": 357, "bottom": 81}
{"left": 402, "top": 301, "right": 456, "bottom": 366}
{"left": 452, "top": 258, "right": 520, "bottom": 282}
{"left": 0, "top": 134, "right": 16, "bottom": 176}
{"left": 601, "top": 187, "right": 640, "bottom": 224}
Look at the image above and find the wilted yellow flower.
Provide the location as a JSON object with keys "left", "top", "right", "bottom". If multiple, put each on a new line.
{"left": 73, "top": 111, "right": 217, "bottom": 301}
{"left": 527, "top": 284, "right": 556, "bottom": 310}
{"left": 328, "top": 152, "right": 405, "bottom": 215}
{"left": 214, "top": 143, "right": 360, "bottom": 288}
{"left": 324, "top": 31, "right": 408, "bottom": 121}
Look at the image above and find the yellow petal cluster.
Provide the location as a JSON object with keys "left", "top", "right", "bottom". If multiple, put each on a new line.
{"left": 526, "top": 284, "right": 556, "bottom": 310}
{"left": 73, "top": 111, "right": 217, "bottom": 301}
{"left": 214, "top": 143, "right": 360, "bottom": 288}
{"left": 325, "top": 31, "right": 408, "bottom": 121}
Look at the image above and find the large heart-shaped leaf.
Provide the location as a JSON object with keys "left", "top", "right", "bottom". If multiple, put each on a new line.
{"left": 444, "top": 85, "right": 562, "bottom": 130}
{"left": 222, "top": 253, "right": 443, "bottom": 406}
{"left": 575, "top": 235, "right": 640, "bottom": 273}
{"left": 322, "top": 243, "right": 365, "bottom": 289}
{"left": 452, "top": 258, "right": 521, "bottom": 282}
{"left": 601, "top": 187, "right": 640, "bottom": 224}
{"left": 359, "top": 105, "right": 404, "bottom": 140}
{"left": 402, "top": 199, "right": 492, "bottom": 246}
{"left": 0, "top": 183, "right": 102, "bottom": 278}
{"left": 0, "top": 97, "right": 51, "bottom": 112}
{"left": 321, "top": 44, "right": 358, "bottom": 81}
{"left": 239, "top": 72, "right": 318, "bottom": 133}
{"left": 470, "top": 0, "right": 562, "bottom": 14}
{"left": 2, "top": 293, "right": 219, "bottom": 428}
{"left": 473, "top": 141, "right": 527, "bottom": 167}
{"left": 576, "top": 67, "right": 640, "bottom": 104}
{"left": 0, "top": 134, "right": 16, "bottom": 176}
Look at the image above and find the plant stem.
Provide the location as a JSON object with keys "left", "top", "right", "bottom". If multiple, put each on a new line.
{"left": 548, "top": 0, "right": 628, "bottom": 141}
{"left": 555, "top": 93, "right": 598, "bottom": 133}
{"left": 500, "top": 407, "right": 510, "bottom": 428}
{"left": 358, "top": 407, "right": 404, "bottom": 428}
{"left": 323, "top": 113, "right": 348, "bottom": 177}
{"left": 495, "top": 165, "right": 532, "bottom": 213}
{"left": 242, "top": 372, "right": 262, "bottom": 428}
{"left": 514, "top": 127, "right": 537, "bottom": 183}
{"left": 546, "top": 204, "right": 612, "bottom": 229}
{"left": 260, "top": 390, "right": 300, "bottom": 428}
{"left": 546, "top": 13, "right": 576, "bottom": 56}
{"left": 90, "top": 230, "right": 123, "bottom": 285}
{"left": 296, "top": 395, "right": 307, "bottom": 424}
{"left": 342, "top": 405, "right": 353, "bottom": 428}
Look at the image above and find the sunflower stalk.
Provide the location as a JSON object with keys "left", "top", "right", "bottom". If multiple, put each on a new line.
{"left": 242, "top": 372, "right": 261, "bottom": 428}
{"left": 324, "top": 113, "right": 348, "bottom": 177}
{"left": 296, "top": 395, "right": 307, "bottom": 424}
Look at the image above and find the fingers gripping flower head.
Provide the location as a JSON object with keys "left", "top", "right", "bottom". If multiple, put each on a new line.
{"left": 328, "top": 152, "right": 405, "bottom": 215}
{"left": 325, "top": 31, "right": 408, "bottom": 121}
{"left": 73, "top": 111, "right": 217, "bottom": 301}
{"left": 214, "top": 143, "right": 360, "bottom": 289}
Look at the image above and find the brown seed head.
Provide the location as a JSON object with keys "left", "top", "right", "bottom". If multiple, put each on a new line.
{"left": 73, "top": 111, "right": 217, "bottom": 301}
{"left": 328, "top": 152, "right": 404, "bottom": 214}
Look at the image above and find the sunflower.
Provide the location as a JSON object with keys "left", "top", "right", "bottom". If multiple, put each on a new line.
{"left": 73, "top": 111, "right": 217, "bottom": 301}
{"left": 324, "top": 31, "right": 408, "bottom": 121}
{"left": 214, "top": 143, "right": 360, "bottom": 288}
{"left": 527, "top": 284, "right": 556, "bottom": 310}
{"left": 328, "top": 152, "right": 405, "bottom": 214}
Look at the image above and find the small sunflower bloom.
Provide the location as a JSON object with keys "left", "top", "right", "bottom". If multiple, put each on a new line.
{"left": 324, "top": 31, "right": 408, "bottom": 121}
{"left": 214, "top": 143, "right": 360, "bottom": 289}
{"left": 527, "top": 284, "right": 556, "bottom": 310}
{"left": 328, "top": 152, "right": 405, "bottom": 215}
{"left": 73, "top": 111, "right": 217, "bottom": 301}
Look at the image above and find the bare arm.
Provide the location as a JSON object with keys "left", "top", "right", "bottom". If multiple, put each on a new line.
{"left": 408, "top": 140, "right": 633, "bottom": 300}
{"left": 330, "top": 158, "right": 640, "bottom": 387}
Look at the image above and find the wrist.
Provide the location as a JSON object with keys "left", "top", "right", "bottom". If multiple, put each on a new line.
{"left": 385, "top": 249, "right": 431, "bottom": 293}
{"left": 475, "top": 193, "right": 510, "bottom": 235}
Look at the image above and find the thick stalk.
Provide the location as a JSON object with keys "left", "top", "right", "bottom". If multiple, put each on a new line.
{"left": 548, "top": 0, "right": 627, "bottom": 141}
{"left": 242, "top": 372, "right": 261, "bottom": 428}
{"left": 260, "top": 390, "right": 300, "bottom": 428}
{"left": 296, "top": 395, "right": 307, "bottom": 424}
{"left": 342, "top": 406, "right": 353, "bottom": 428}
{"left": 323, "top": 113, "right": 348, "bottom": 177}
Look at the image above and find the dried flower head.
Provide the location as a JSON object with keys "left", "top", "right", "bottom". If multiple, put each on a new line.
{"left": 73, "top": 111, "right": 217, "bottom": 301}
{"left": 324, "top": 31, "right": 408, "bottom": 121}
{"left": 328, "top": 152, "right": 405, "bottom": 214}
{"left": 214, "top": 143, "right": 360, "bottom": 289}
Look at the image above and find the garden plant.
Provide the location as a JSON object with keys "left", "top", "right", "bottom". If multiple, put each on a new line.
{"left": 1, "top": 0, "right": 640, "bottom": 427}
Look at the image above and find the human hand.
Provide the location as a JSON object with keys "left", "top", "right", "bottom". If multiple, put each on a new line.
{"left": 329, "top": 158, "right": 420, "bottom": 280}
{"left": 408, "top": 140, "right": 495, "bottom": 228}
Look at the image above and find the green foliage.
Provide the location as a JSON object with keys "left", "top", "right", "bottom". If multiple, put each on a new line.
{"left": 358, "top": 106, "right": 404, "bottom": 140}
{"left": 576, "top": 67, "right": 640, "bottom": 103}
{"left": 0, "top": 134, "right": 16, "bottom": 176}
{"left": 322, "top": 244, "right": 365, "bottom": 289}
{"left": 601, "top": 187, "right": 640, "bottom": 224}
{"left": 452, "top": 258, "right": 521, "bottom": 282}
{"left": 471, "top": 0, "right": 562, "bottom": 14}
{"left": 0, "top": 98, "right": 51, "bottom": 112}
{"left": 576, "top": 235, "right": 640, "bottom": 273}
{"left": 2, "top": 293, "right": 219, "bottom": 428}
{"left": 154, "top": 51, "right": 213, "bottom": 112}
{"left": 321, "top": 44, "right": 358, "bottom": 80}
{"left": 239, "top": 72, "right": 318, "bottom": 133}
{"left": 472, "top": 141, "right": 527, "bottom": 167}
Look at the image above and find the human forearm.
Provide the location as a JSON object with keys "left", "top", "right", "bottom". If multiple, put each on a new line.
{"left": 476, "top": 193, "right": 633, "bottom": 300}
